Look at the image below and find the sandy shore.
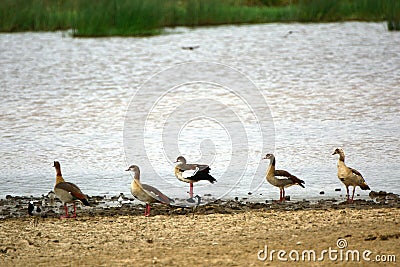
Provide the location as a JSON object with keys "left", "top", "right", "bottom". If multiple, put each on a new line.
{"left": 1, "top": 202, "right": 399, "bottom": 266}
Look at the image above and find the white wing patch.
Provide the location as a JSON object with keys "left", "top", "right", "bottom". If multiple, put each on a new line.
{"left": 181, "top": 167, "right": 199, "bottom": 178}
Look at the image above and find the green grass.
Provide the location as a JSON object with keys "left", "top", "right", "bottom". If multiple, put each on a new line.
{"left": 0, "top": 0, "right": 399, "bottom": 37}
{"left": 73, "top": 0, "right": 165, "bottom": 37}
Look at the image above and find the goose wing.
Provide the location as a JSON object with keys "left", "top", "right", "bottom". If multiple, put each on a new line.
{"left": 55, "top": 182, "right": 90, "bottom": 205}
{"left": 179, "top": 168, "right": 198, "bottom": 179}
{"left": 196, "top": 164, "right": 210, "bottom": 172}
{"left": 348, "top": 167, "right": 370, "bottom": 189}
{"left": 349, "top": 167, "right": 363, "bottom": 177}
{"left": 141, "top": 183, "right": 174, "bottom": 204}
{"left": 178, "top": 166, "right": 216, "bottom": 183}
{"left": 275, "top": 170, "right": 305, "bottom": 188}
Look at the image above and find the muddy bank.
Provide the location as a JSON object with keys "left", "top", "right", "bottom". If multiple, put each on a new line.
{"left": 1, "top": 192, "right": 399, "bottom": 266}
{"left": 1, "top": 191, "right": 399, "bottom": 219}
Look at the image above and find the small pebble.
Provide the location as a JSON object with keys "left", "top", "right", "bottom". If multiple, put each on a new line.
{"left": 320, "top": 191, "right": 325, "bottom": 195}
{"left": 335, "top": 188, "right": 341, "bottom": 192}
{"left": 365, "top": 235, "right": 377, "bottom": 241}
{"left": 380, "top": 235, "right": 389, "bottom": 241}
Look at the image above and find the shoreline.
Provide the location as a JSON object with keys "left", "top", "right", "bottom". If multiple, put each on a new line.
{"left": 1, "top": 192, "right": 399, "bottom": 219}
{"left": 1, "top": 193, "right": 398, "bottom": 266}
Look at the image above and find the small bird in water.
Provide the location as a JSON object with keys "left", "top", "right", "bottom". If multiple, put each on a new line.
{"left": 263, "top": 154, "right": 305, "bottom": 202}
{"left": 174, "top": 156, "right": 216, "bottom": 199}
{"left": 53, "top": 161, "right": 90, "bottom": 218}
{"left": 181, "top": 45, "right": 200, "bottom": 50}
{"left": 332, "top": 148, "right": 370, "bottom": 203}
{"left": 126, "top": 165, "right": 174, "bottom": 216}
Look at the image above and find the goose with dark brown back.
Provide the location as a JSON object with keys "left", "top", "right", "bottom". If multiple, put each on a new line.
{"left": 126, "top": 165, "right": 174, "bottom": 216}
{"left": 53, "top": 161, "right": 90, "bottom": 218}
{"left": 263, "top": 154, "right": 305, "bottom": 202}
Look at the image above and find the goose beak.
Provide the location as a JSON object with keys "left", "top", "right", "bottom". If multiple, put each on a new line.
{"left": 125, "top": 168, "right": 130, "bottom": 171}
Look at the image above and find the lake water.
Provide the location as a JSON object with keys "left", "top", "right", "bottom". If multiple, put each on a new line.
{"left": 1, "top": 22, "right": 399, "bottom": 202}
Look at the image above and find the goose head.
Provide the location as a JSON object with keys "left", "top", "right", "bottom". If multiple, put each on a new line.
{"left": 332, "top": 148, "right": 344, "bottom": 156}
{"left": 175, "top": 156, "right": 187, "bottom": 165}
{"left": 126, "top": 164, "right": 140, "bottom": 173}
{"left": 53, "top": 161, "right": 61, "bottom": 169}
{"left": 263, "top": 153, "right": 274, "bottom": 160}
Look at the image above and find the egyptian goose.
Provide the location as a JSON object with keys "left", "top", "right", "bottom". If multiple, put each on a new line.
{"left": 126, "top": 165, "right": 174, "bottom": 216}
{"left": 332, "top": 148, "right": 370, "bottom": 203}
{"left": 263, "top": 154, "right": 305, "bottom": 201}
{"left": 174, "top": 156, "right": 216, "bottom": 198}
{"left": 53, "top": 161, "right": 90, "bottom": 218}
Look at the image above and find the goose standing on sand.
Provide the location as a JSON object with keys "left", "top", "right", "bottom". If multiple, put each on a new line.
{"left": 263, "top": 154, "right": 305, "bottom": 202}
{"left": 174, "top": 156, "right": 216, "bottom": 198}
{"left": 126, "top": 165, "right": 174, "bottom": 216}
{"left": 332, "top": 148, "right": 370, "bottom": 203}
{"left": 53, "top": 161, "right": 90, "bottom": 218}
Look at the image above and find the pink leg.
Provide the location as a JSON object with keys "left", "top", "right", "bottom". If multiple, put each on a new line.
{"left": 71, "top": 203, "right": 77, "bottom": 218}
{"left": 282, "top": 188, "right": 286, "bottom": 202}
{"left": 279, "top": 188, "right": 283, "bottom": 202}
{"left": 351, "top": 187, "right": 356, "bottom": 203}
{"left": 346, "top": 186, "right": 350, "bottom": 203}
{"left": 189, "top": 183, "right": 194, "bottom": 198}
{"left": 144, "top": 204, "right": 150, "bottom": 217}
{"left": 60, "top": 205, "right": 69, "bottom": 219}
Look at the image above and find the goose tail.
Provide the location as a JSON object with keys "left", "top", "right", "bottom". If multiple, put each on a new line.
{"left": 195, "top": 171, "right": 216, "bottom": 183}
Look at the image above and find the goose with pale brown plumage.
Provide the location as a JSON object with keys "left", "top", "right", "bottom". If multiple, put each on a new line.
{"left": 332, "top": 148, "right": 370, "bottom": 203}
{"left": 126, "top": 165, "right": 174, "bottom": 216}
{"left": 263, "top": 154, "right": 305, "bottom": 202}
{"left": 174, "top": 156, "right": 216, "bottom": 198}
{"left": 53, "top": 161, "right": 90, "bottom": 218}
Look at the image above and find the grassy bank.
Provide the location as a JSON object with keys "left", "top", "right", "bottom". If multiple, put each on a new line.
{"left": 0, "top": 0, "right": 399, "bottom": 37}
